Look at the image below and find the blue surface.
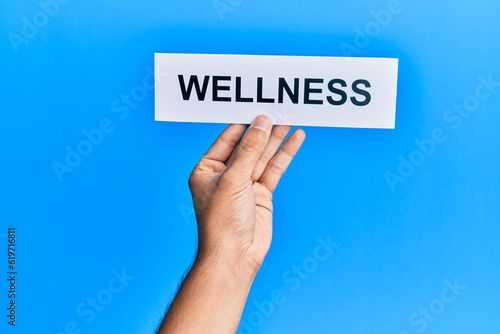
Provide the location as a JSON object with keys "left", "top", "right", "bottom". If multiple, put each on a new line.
{"left": 1, "top": 0, "right": 499, "bottom": 333}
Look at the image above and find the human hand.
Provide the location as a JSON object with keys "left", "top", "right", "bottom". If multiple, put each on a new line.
{"left": 157, "top": 115, "right": 305, "bottom": 334}
{"left": 188, "top": 115, "right": 305, "bottom": 274}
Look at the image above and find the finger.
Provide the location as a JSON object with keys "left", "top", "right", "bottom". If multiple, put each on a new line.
{"left": 225, "top": 115, "right": 273, "bottom": 179}
{"left": 224, "top": 142, "right": 238, "bottom": 166}
{"left": 203, "top": 124, "right": 248, "bottom": 163}
{"left": 258, "top": 128, "right": 305, "bottom": 193}
{"left": 226, "top": 125, "right": 290, "bottom": 170}
{"left": 250, "top": 125, "right": 291, "bottom": 181}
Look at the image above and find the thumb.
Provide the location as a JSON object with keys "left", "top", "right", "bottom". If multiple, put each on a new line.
{"left": 225, "top": 115, "right": 273, "bottom": 179}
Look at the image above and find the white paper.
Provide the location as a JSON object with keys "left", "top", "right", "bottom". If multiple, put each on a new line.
{"left": 155, "top": 53, "right": 398, "bottom": 128}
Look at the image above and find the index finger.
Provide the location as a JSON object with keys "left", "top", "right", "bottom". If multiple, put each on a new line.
{"left": 203, "top": 123, "right": 248, "bottom": 163}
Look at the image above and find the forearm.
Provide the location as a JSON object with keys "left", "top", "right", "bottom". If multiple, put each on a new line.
{"left": 157, "top": 252, "right": 257, "bottom": 334}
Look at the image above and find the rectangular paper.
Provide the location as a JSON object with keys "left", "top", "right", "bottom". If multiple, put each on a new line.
{"left": 155, "top": 53, "right": 398, "bottom": 128}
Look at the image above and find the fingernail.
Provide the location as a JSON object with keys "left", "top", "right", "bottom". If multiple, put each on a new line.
{"left": 252, "top": 115, "right": 272, "bottom": 132}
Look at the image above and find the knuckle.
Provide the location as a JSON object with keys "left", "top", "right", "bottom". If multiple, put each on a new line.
{"left": 279, "top": 146, "right": 294, "bottom": 159}
{"left": 240, "top": 137, "right": 263, "bottom": 154}
{"left": 219, "top": 132, "right": 240, "bottom": 148}
{"left": 259, "top": 180, "right": 274, "bottom": 193}
{"left": 271, "top": 129, "right": 288, "bottom": 142}
{"left": 267, "top": 160, "right": 285, "bottom": 176}
{"left": 259, "top": 150, "right": 274, "bottom": 164}
{"left": 260, "top": 186, "right": 273, "bottom": 201}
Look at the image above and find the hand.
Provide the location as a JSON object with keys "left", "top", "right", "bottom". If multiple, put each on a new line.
{"left": 157, "top": 115, "right": 305, "bottom": 334}
{"left": 188, "top": 115, "right": 306, "bottom": 273}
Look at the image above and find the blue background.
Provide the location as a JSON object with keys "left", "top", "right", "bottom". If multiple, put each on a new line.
{"left": 1, "top": 0, "right": 499, "bottom": 333}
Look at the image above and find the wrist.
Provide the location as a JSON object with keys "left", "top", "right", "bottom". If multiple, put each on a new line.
{"left": 194, "top": 246, "right": 259, "bottom": 287}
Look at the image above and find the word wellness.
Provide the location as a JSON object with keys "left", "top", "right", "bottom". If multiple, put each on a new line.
{"left": 178, "top": 75, "right": 372, "bottom": 106}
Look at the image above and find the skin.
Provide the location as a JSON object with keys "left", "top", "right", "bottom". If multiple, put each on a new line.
{"left": 157, "top": 115, "right": 305, "bottom": 334}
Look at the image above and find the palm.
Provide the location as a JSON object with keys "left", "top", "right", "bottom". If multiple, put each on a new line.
{"left": 189, "top": 120, "right": 305, "bottom": 267}
{"left": 252, "top": 182, "right": 274, "bottom": 263}
{"left": 189, "top": 164, "right": 272, "bottom": 265}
